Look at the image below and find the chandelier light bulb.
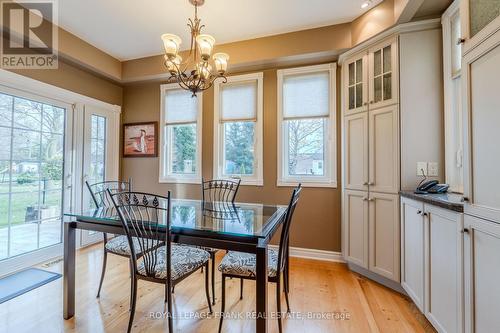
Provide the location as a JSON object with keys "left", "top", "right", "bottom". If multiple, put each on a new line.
{"left": 196, "top": 34, "right": 215, "bottom": 61}
{"left": 161, "top": 34, "right": 182, "bottom": 59}
{"left": 213, "top": 53, "right": 229, "bottom": 74}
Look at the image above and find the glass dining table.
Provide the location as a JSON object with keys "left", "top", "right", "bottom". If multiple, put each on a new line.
{"left": 63, "top": 199, "right": 287, "bottom": 333}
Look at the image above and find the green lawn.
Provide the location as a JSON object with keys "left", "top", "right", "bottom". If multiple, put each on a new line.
{"left": 0, "top": 181, "right": 62, "bottom": 226}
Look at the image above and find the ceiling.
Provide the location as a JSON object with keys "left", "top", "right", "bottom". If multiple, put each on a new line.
{"left": 57, "top": 0, "right": 383, "bottom": 61}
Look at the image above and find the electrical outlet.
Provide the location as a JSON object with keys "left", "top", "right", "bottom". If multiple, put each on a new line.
{"left": 428, "top": 162, "right": 439, "bottom": 177}
{"left": 417, "top": 162, "right": 427, "bottom": 176}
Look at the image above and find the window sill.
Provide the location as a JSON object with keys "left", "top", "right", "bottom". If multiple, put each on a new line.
{"left": 277, "top": 180, "right": 337, "bottom": 188}
{"left": 159, "top": 177, "right": 202, "bottom": 185}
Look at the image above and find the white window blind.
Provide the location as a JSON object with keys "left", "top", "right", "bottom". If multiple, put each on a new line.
{"left": 283, "top": 71, "right": 330, "bottom": 120}
{"left": 165, "top": 89, "right": 198, "bottom": 124}
{"left": 221, "top": 81, "right": 257, "bottom": 121}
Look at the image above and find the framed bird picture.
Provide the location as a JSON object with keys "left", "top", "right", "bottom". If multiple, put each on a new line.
{"left": 122, "top": 122, "right": 158, "bottom": 157}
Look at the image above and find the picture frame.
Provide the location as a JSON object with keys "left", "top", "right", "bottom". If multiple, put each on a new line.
{"left": 122, "top": 121, "right": 158, "bottom": 157}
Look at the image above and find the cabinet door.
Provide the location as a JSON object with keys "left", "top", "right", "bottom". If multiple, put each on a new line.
{"left": 400, "top": 197, "right": 425, "bottom": 311}
{"left": 461, "top": 0, "right": 500, "bottom": 51}
{"left": 464, "top": 215, "right": 500, "bottom": 333}
{"left": 426, "top": 205, "right": 463, "bottom": 333}
{"left": 344, "top": 113, "right": 368, "bottom": 191}
{"left": 368, "top": 192, "right": 399, "bottom": 281}
{"left": 344, "top": 54, "right": 368, "bottom": 115}
{"left": 368, "top": 105, "right": 399, "bottom": 193}
{"left": 344, "top": 190, "right": 369, "bottom": 268}
{"left": 368, "top": 38, "right": 399, "bottom": 109}
{"left": 463, "top": 30, "right": 500, "bottom": 223}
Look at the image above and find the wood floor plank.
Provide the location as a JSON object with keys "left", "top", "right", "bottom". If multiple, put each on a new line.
{"left": 0, "top": 244, "right": 434, "bottom": 333}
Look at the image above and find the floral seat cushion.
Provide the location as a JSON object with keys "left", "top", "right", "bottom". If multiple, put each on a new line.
{"left": 105, "top": 236, "right": 160, "bottom": 256}
{"left": 137, "top": 244, "right": 210, "bottom": 281}
{"left": 218, "top": 248, "right": 279, "bottom": 278}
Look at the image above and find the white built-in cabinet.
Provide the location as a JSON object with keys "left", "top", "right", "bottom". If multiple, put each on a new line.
{"left": 462, "top": 24, "right": 500, "bottom": 224}
{"left": 401, "top": 197, "right": 464, "bottom": 333}
{"left": 463, "top": 214, "right": 500, "bottom": 333}
{"left": 460, "top": 6, "right": 500, "bottom": 332}
{"left": 342, "top": 36, "right": 400, "bottom": 283}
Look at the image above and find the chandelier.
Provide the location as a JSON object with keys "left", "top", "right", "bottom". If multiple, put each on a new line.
{"left": 161, "top": 0, "right": 229, "bottom": 96}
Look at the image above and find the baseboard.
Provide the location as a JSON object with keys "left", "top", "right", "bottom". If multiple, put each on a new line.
{"left": 269, "top": 245, "right": 344, "bottom": 263}
{"left": 347, "top": 262, "right": 406, "bottom": 295}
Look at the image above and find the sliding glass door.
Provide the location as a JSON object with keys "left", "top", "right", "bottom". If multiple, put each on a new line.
{"left": 0, "top": 88, "right": 72, "bottom": 260}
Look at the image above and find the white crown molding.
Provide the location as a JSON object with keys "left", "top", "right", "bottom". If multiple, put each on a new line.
{"left": 339, "top": 18, "right": 442, "bottom": 64}
{"left": 269, "top": 245, "right": 344, "bottom": 263}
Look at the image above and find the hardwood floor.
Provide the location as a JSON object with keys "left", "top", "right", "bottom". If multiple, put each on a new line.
{"left": 0, "top": 243, "right": 435, "bottom": 333}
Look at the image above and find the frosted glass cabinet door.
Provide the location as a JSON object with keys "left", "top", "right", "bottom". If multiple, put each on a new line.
{"left": 368, "top": 38, "right": 398, "bottom": 110}
{"left": 344, "top": 54, "right": 368, "bottom": 114}
{"left": 468, "top": 0, "right": 500, "bottom": 37}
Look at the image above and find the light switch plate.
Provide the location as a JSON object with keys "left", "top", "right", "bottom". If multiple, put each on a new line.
{"left": 417, "top": 162, "right": 427, "bottom": 176}
{"left": 428, "top": 162, "right": 439, "bottom": 177}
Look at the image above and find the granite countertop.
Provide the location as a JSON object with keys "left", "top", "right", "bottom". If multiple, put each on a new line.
{"left": 399, "top": 190, "right": 464, "bottom": 213}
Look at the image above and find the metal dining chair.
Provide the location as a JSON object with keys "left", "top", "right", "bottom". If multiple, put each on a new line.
{"left": 201, "top": 178, "right": 242, "bottom": 305}
{"left": 86, "top": 179, "right": 137, "bottom": 298}
{"left": 217, "top": 184, "right": 302, "bottom": 333}
{"left": 108, "top": 190, "right": 212, "bottom": 333}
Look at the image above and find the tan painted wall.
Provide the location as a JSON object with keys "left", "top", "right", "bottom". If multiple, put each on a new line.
{"left": 351, "top": 0, "right": 396, "bottom": 45}
{"left": 121, "top": 66, "right": 342, "bottom": 252}
{"left": 9, "top": 60, "right": 123, "bottom": 106}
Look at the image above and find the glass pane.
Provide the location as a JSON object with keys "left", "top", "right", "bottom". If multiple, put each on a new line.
{"left": 41, "top": 133, "right": 63, "bottom": 161}
{"left": 374, "top": 50, "right": 382, "bottom": 76}
{"left": 10, "top": 221, "right": 38, "bottom": 257}
{"left": 223, "top": 121, "right": 255, "bottom": 175}
{"left": 0, "top": 194, "right": 8, "bottom": 259}
{"left": 10, "top": 191, "right": 39, "bottom": 224}
{"left": 13, "top": 98, "right": 42, "bottom": 131}
{"left": 374, "top": 76, "right": 382, "bottom": 103}
{"left": 356, "top": 84, "right": 363, "bottom": 108}
{"left": 356, "top": 59, "right": 363, "bottom": 83}
{"left": 91, "top": 116, "right": 98, "bottom": 139}
{"left": 0, "top": 127, "right": 11, "bottom": 160}
{"left": 0, "top": 94, "right": 13, "bottom": 123}
{"left": 42, "top": 105, "right": 64, "bottom": 134}
{"left": 39, "top": 217, "right": 61, "bottom": 248}
{"left": 451, "top": 12, "right": 462, "bottom": 76}
{"left": 171, "top": 124, "right": 197, "bottom": 174}
{"left": 40, "top": 189, "right": 62, "bottom": 220}
{"left": 287, "top": 118, "right": 325, "bottom": 176}
{"left": 0, "top": 161, "right": 10, "bottom": 193}
{"left": 348, "top": 86, "right": 355, "bottom": 110}
{"left": 12, "top": 129, "right": 41, "bottom": 160}
{"left": 383, "top": 46, "right": 391, "bottom": 72}
{"left": 383, "top": 73, "right": 392, "bottom": 100}
{"left": 40, "top": 163, "right": 63, "bottom": 189}
{"left": 98, "top": 116, "right": 106, "bottom": 139}
{"left": 11, "top": 163, "right": 40, "bottom": 193}
{"left": 89, "top": 115, "right": 106, "bottom": 184}
{"left": 349, "top": 62, "right": 355, "bottom": 85}
{"left": 470, "top": 0, "right": 500, "bottom": 37}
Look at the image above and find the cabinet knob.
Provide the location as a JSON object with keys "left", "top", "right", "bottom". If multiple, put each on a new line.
{"left": 368, "top": 182, "right": 374, "bottom": 186}
{"left": 422, "top": 212, "right": 428, "bottom": 217}
{"left": 369, "top": 101, "right": 374, "bottom": 104}
{"left": 363, "top": 181, "right": 368, "bottom": 185}
{"left": 463, "top": 197, "right": 470, "bottom": 202}
{"left": 368, "top": 198, "right": 374, "bottom": 202}
{"left": 363, "top": 102, "right": 368, "bottom": 106}
{"left": 363, "top": 197, "right": 368, "bottom": 201}
{"left": 457, "top": 38, "right": 466, "bottom": 45}
{"left": 462, "top": 228, "right": 470, "bottom": 234}
{"left": 417, "top": 210, "right": 422, "bottom": 215}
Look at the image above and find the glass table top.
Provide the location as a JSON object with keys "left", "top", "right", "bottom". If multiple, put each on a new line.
{"left": 65, "top": 199, "right": 287, "bottom": 239}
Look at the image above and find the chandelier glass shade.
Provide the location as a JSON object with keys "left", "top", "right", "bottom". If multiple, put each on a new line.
{"left": 161, "top": 0, "right": 229, "bottom": 96}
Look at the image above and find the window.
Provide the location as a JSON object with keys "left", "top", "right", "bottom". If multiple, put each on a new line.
{"left": 443, "top": 3, "right": 463, "bottom": 193}
{"left": 159, "top": 84, "right": 202, "bottom": 183}
{"left": 213, "top": 73, "right": 263, "bottom": 185}
{"left": 277, "top": 63, "right": 337, "bottom": 187}
{"left": 0, "top": 88, "right": 68, "bottom": 260}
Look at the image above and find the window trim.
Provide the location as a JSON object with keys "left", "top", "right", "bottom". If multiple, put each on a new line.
{"left": 159, "top": 83, "right": 203, "bottom": 184}
{"left": 277, "top": 63, "right": 337, "bottom": 188}
{"left": 213, "top": 72, "right": 264, "bottom": 186}
{"left": 442, "top": 0, "right": 464, "bottom": 193}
